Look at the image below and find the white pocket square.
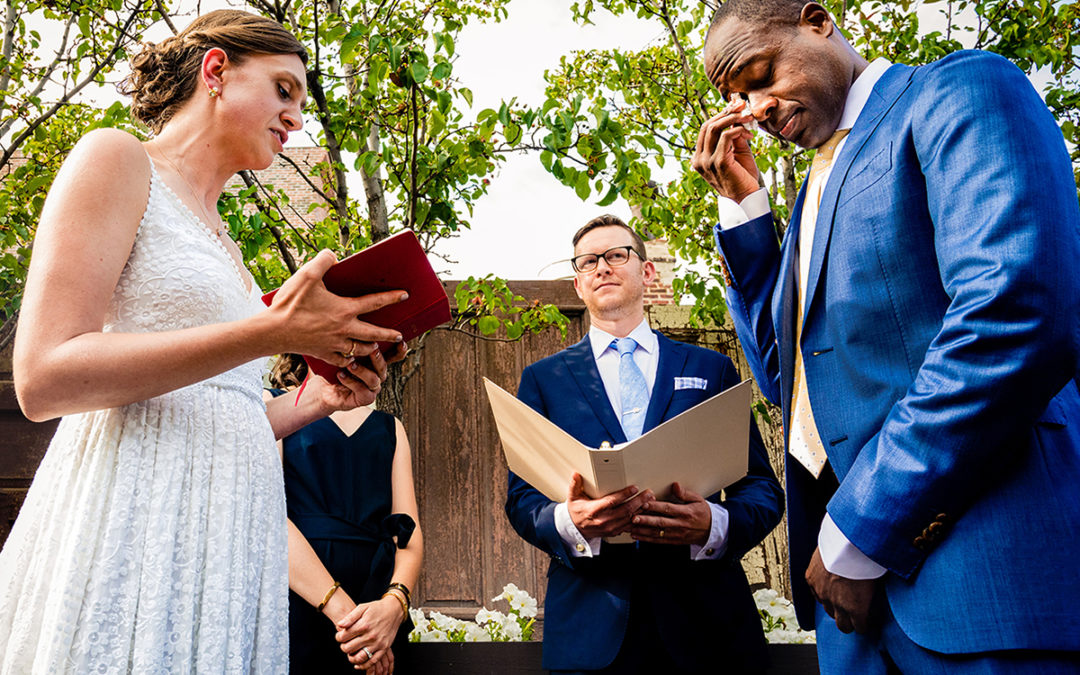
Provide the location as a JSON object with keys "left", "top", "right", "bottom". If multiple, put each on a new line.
{"left": 673, "top": 377, "right": 708, "bottom": 391}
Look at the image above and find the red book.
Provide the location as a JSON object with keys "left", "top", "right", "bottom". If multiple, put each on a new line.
{"left": 262, "top": 230, "right": 451, "bottom": 381}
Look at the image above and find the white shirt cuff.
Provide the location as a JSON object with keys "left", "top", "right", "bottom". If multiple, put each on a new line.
{"left": 555, "top": 501, "right": 601, "bottom": 557}
{"left": 716, "top": 188, "right": 770, "bottom": 230}
{"left": 690, "top": 503, "right": 729, "bottom": 560}
{"left": 818, "top": 514, "right": 887, "bottom": 579}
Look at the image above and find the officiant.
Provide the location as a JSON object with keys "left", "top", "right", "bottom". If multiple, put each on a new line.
{"left": 504, "top": 214, "right": 784, "bottom": 674}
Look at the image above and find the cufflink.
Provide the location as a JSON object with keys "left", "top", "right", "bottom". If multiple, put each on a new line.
{"left": 705, "top": 548, "right": 715, "bottom": 556}
{"left": 575, "top": 543, "right": 585, "bottom": 553}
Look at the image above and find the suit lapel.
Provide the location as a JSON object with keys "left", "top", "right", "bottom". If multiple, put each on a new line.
{"left": 563, "top": 335, "right": 627, "bottom": 443}
{"left": 802, "top": 63, "right": 915, "bottom": 327}
{"left": 643, "top": 332, "right": 686, "bottom": 433}
{"left": 774, "top": 188, "right": 804, "bottom": 434}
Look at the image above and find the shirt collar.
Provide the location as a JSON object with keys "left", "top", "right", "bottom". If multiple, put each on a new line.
{"left": 589, "top": 318, "right": 656, "bottom": 360}
{"left": 837, "top": 58, "right": 892, "bottom": 130}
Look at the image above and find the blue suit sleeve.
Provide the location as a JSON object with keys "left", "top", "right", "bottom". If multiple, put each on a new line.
{"left": 504, "top": 365, "right": 581, "bottom": 568}
{"left": 829, "top": 52, "right": 1080, "bottom": 576}
{"left": 711, "top": 356, "right": 785, "bottom": 560}
{"left": 714, "top": 216, "right": 785, "bottom": 406}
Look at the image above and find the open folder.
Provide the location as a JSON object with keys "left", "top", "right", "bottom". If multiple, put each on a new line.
{"left": 484, "top": 377, "right": 752, "bottom": 505}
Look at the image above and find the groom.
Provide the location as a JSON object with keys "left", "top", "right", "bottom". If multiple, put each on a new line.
{"left": 694, "top": 0, "right": 1080, "bottom": 672}
{"left": 504, "top": 214, "right": 784, "bottom": 674}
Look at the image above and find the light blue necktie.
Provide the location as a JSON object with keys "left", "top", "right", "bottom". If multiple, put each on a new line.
{"left": 615, "top": 337, "right": 649, "bottom": 440}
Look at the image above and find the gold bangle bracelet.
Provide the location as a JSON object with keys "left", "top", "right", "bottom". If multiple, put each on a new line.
{"left": 386, "top": 582, "right": 411, "bottom": 607}
{"left": 382, "top": 589, "right": 408, "bottom": 620}
{"left": 317, "top": 581, "right": 341, "bottom": 613}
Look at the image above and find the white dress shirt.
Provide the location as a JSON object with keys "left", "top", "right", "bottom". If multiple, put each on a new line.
{"left": 554, "top": 319, "right": 731, "bottom": 560}
{"left": 716, "top": 59, "right": 892, "bottom": 580}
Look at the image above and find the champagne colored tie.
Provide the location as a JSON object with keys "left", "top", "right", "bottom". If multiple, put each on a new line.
{"left": 788, "top": 128, "right": 849, "bottom": 478}
{"left": 615, "top": 337, "right": 649, "bottom": 441}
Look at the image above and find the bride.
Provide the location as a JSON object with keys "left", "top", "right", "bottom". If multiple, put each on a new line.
{"left": 0, "top": 10, "right": 403, "bottom": 673}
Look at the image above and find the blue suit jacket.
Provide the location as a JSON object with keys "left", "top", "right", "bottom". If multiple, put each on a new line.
{"left": 716, "top": 51, "right": 1080, "bottom": 653}
{"left": 504, "top": 331, "right": 783, "bottom": 671}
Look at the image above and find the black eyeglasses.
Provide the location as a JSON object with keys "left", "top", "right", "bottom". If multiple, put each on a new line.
{"left": 570, "top": 246, "right": 642, "bottom": 273}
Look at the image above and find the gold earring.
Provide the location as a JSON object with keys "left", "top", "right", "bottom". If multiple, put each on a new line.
{"left": 208, "top": 87, "right": 220, "bottom": 98}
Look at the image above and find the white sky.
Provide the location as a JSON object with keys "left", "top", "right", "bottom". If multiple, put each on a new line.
{"left": 430, "top": 3, "right": 665, "bottom": 280}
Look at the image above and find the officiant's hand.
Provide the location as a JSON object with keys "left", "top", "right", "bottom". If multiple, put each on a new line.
{"left": 629, "top": 482, "right": 711, "bottom": 546}
{"left": 567, "top": 472, "right": 653, "bottom": 539}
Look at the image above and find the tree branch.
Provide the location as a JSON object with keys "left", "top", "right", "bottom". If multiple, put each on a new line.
{"left": 0, "top": 6, "right": 142, "bottom": 168}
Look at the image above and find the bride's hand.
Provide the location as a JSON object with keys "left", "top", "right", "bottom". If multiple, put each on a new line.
{"left": 305, "top": 340, "right": 409, "bottom": 413}
{"left": 265, "top": 250, "right": 407, "bottom": 367}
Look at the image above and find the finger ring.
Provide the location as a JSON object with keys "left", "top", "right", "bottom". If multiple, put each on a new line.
{"left": 659, "top": 529, "right": 665, "bottom": 538}
{"left": 345, "top": 341, "right": 356, "bottom": 358}
{"left": 361, "top": 646, "right": 373, "bottom": 660}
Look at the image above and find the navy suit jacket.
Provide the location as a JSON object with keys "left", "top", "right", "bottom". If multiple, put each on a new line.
{"left": 716, "top": 51, "right": 1080, "bottom": 653}
{"left": 505, "top": 330, "right": 783, "bottom": 672}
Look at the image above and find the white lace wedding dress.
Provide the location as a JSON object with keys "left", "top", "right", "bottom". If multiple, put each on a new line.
{"left": 0, "top": 158, "right": 288, "bottom": 673}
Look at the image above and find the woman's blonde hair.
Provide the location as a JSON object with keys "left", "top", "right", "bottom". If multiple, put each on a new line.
{"left": 120, "top": 9, "right": 307, "bottom": 132}
{"left": 269, "top": 353, "right": 308, "bottom": 390}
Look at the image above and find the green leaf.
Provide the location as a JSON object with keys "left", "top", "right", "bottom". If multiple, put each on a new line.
{"left": 478, "top": 315, "right": 500, "bottom": 335}
{"left": 432, "top": 62, "right": 452, "bottom": 81}
{"left": 596, "top": 184, "right": 619, "bottom": 207}
{"left": 575, "top": 171, "right": 591, "bottom": 200}
{"left": 409, "top": 61, "right": 429, "bottom": 84}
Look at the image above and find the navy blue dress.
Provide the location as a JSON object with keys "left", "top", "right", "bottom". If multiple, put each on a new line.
{"left": 272, "top": 392, "right": 415, "bottom": 673}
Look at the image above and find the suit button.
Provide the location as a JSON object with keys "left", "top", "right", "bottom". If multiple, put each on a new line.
{"left": 575, "top": 543, "right": 585, "bottom": 553}
{"left": 913, "top": 536, "right": 928, "bottom": 549}
{"left": 928, "top": 522, "right": 943, "bottom": 534}
{"left": 705, "top": 548, "right": 716, "bottom": 556}
{"left": 936, "top": 513, "right": 949, "bottom": 523}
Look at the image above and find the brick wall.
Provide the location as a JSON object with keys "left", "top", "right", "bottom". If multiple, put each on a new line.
{"left": 225, "top": 146, "right": 331, "bottom": 224}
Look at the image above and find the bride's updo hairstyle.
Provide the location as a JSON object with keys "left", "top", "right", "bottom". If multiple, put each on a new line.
{"left": 120, "top": 9, "right": 307, "bottom": 133}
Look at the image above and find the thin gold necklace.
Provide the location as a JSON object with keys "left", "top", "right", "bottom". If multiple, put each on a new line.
{"left": 151, "top": 142, "right": 226, "bottom": 239}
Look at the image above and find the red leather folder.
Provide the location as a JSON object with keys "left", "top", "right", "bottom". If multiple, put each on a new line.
{"left": 262, "top": 230, "right": 451, "bottom": 381}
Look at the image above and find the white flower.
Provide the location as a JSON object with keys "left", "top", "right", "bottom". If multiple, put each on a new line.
{"left": 409, "top": 608, "right": 426, "bottom": 626}
{"left": 475, "top": 608, "right": 503, "bottom": 625}
{"left": 420, "top": 628, "right": 448, "bottom": 642}
{"left": 468, "top": 622, "right": 492, "bottom": 642}
{"left": 492, "top": 583, "right": 539, "bottom": 617}
{"left": 514, "top": 593, "right": 538, "bottom": 618}
{"left": 753, "top": 588, "right": 816, "bottom": 644}
{"left": 502, "top": 617, "right": 523, "bottom": 641}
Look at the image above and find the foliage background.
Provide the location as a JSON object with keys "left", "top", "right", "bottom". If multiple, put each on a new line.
{"left": 1, "top": 0, "right": 1077, "bottom": 409}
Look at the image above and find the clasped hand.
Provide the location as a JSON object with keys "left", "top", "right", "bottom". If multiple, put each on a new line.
{"left": 567, "top": 474, "right": 710, "bottom": 546}
{"left": 335, "top": 595, "right": 405, "bottom": 673}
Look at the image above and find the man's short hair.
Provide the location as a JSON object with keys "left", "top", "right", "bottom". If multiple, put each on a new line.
{"left": 709, "top": 0, "right": 810, "bottom": 35}
{"left": 572, "top": 214, "right": 648, "bottom": 261}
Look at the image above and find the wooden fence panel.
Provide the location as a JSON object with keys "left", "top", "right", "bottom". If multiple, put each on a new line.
{"left": 402, "top": 282, "right": 587, "bottom": 618}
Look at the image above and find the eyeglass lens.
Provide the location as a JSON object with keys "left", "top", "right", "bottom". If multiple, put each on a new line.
{"left": 574, "top": 246, "right": 633, "bottom": 272}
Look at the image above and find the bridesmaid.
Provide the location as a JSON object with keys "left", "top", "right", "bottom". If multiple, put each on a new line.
{"left": 270, "top": 354, "right": 423, "bottom": 675}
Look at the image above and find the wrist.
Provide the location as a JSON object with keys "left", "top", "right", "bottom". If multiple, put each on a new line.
{"left": 321, "top": 588, "right": 355, "bottom": 625}
{"left": 246, "top": 306, "right": 289, "bottom": 357}
{"left": 380, "top": 593, "right": 407, "bottom": 622}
